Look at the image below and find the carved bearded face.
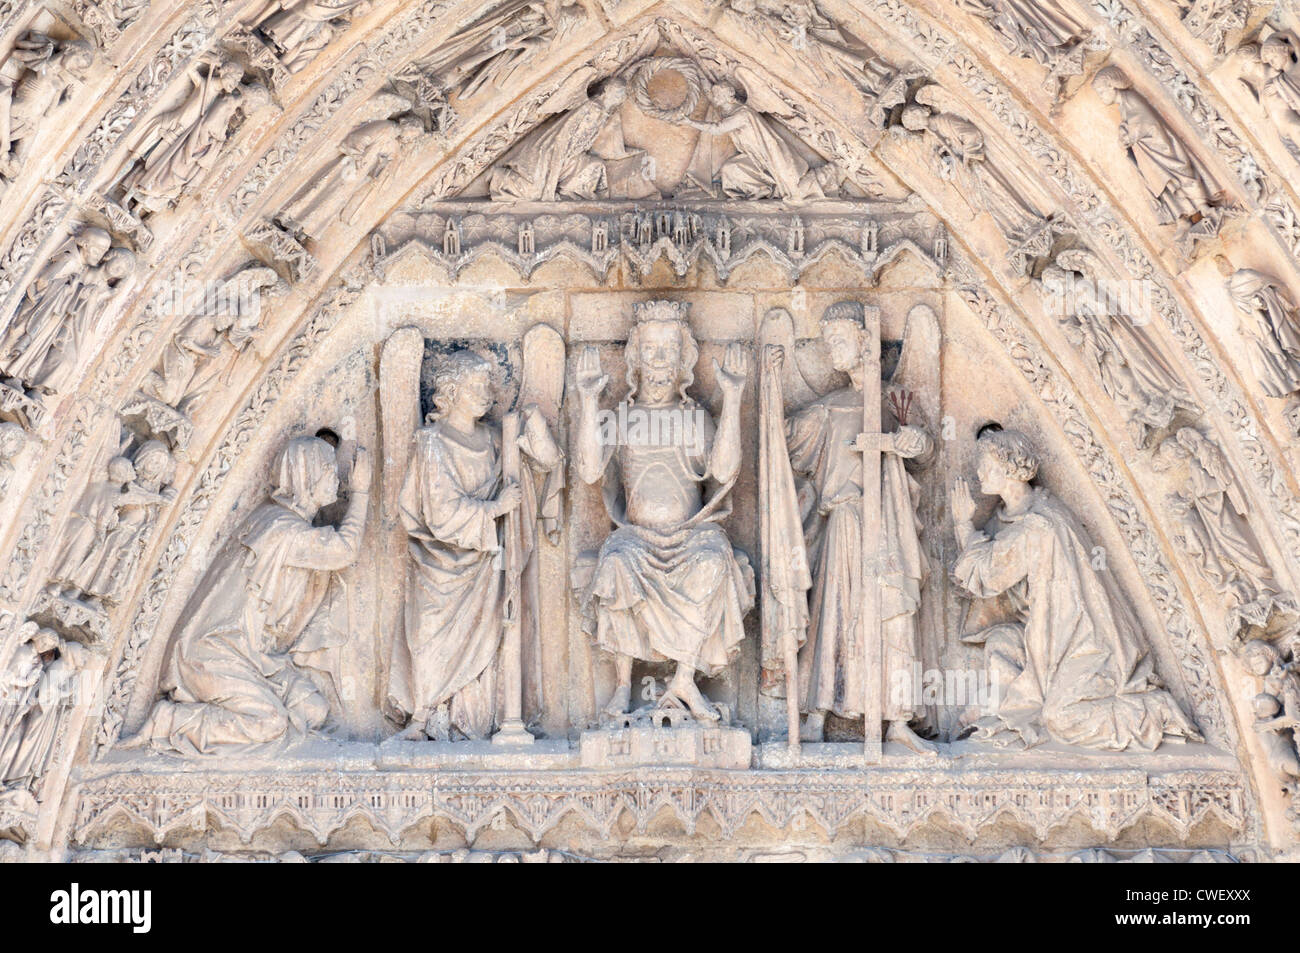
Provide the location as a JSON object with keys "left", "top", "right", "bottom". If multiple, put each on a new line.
{"left": 821, "top": 319, "right": 862, "bottom": 373}
{"left": 636, "top": 320, "right": 684, "bottom": 402}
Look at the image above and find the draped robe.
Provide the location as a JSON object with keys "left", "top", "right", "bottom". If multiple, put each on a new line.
{"left": 143, "top": 498, "right": 365, "bottom": 755}
{"left": 388, "top": 419, "right": 559, "bottom": 739}
{"left": 785, "top": 388, "right": 928, "bottom": 720}
{"left": 953, "top": 487, "right": 1201, "bottom": 750}
{"left": 583, "top": 402, "right": 754, "bottom": 677}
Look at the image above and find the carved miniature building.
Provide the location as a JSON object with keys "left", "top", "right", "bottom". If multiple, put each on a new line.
{"left": 0, "top": 0, "right": 1298, "bottom": 864}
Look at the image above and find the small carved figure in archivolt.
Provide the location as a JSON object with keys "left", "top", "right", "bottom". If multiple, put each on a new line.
{"left": 242, "top": 0, "right": 370, "bottom": 74}
{"left": 950, "top": 427, "right": 1202, "bottom": 750}
{"left": 0, "top": 32, "right": 94, "bottom": 182}
{"left": 1236, "top": 32, "right": 1300, "bottom": 157}
{"left": 1153, "top": 429, "right": 1297, "bottom": 642}
{"left": 1092, "top": 67, "right": 1225, "bottom": 251}
{"left": 1, "top": 628, "right": 92, "bottom": 804}
{"left": 1225, "top": 267, "right": 1300, "bottom": 400}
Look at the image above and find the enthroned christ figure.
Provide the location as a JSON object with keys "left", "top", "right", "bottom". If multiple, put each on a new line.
{"left": 574, "top": 301, "right": 755, "bottom": 723}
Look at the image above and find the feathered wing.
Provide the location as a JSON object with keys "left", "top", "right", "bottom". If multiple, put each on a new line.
{"left": 515, "top": 323, "right": 566, "bottom": 721}
{"left": 758, "top": 308, "right": 812, "bottom": 704}
{"left": 379, "top": 326, "right": 424, "bottom": 721}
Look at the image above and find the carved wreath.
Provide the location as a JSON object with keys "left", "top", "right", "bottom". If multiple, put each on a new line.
{"left": 629, "top": 57, "right": 705, "bottom": 123}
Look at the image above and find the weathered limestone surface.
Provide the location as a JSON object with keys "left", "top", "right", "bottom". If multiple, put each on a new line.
{"left": 0, "top": 0, "right": 1298, "bottom": 863}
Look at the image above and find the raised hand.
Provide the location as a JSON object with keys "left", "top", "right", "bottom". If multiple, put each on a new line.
{"left": 950, "top": 476, "right": 977, "bottom": 525}
{"left": 713, "top": 342, "right": 749, "bottom": 399}
{"left": 350, "top": 446, "right": 372, "bottom": 493}
{"left": 576, "top": 346, "right": 608, "bottom": 402}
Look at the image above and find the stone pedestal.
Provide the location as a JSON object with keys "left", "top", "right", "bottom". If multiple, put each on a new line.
{"left": 579, "top": 724, "right": 752, "bottom": 769}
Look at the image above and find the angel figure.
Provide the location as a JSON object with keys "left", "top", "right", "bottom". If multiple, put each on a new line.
{"left": 726, "top": 0, "right": 903, "bottom": 107}
{"left": 759, "top": 302, "right": 937, "bottom": 751}
{"left": 488, "top": 76, "right": 631, "bottom": 202}
{"left": 416, "top": 0, "right": 585, "bottom": 103}
{"left": 681, "top": 81, "right": 842, "bottom": 203}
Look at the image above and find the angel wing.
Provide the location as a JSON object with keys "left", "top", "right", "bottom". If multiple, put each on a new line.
{"left": 378, "top": 326, "right": 423, "bottom": 677}
{"left": 734, "top": 67, "right": 798, "bottom": 120}
{"left": 760, "top": 307, "right": 820, "bottom": 408}
{"left": 535, "top": 65, "right": 601, "bottom": 119}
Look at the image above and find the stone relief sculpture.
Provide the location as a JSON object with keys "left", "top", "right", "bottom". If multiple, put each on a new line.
{"left": 0, "top": 627, "right": 92, "bottom": 809}
{"left": 238, "top": 0, "right": 370, "bottom": 75}
{"left": 1237, "top": 32, "right": 1300, "bottom": 159}
{"left": 682, "top": 80, "right": 844, "bottom": 202}
{"left": 900, "top": 87, "right": 1056, "bottom": 272}
{"left": 759, "top": 302, "right": 936, "bottom": 752}
{"left": 276, "top": 110, "right": 424, "bottom": 242}
{"left": 1224, "top": 267, "right": 1300, "bottom": 399}
{"left": 413, "top": 0, "right": 586, "bottom": 106}
{"left": 1168, "top": 0, "right": 1257, "bottom": 56}
{"left": 724, "top": 0, "right": 907, "bottom": 116}
{"left": 104, "top": 52, "right": 268, "bottom": 218}
{"left": 1241, "top": 638, "right": 1300, "bottom": 819}
{"left": 0, "top": 0, "right": 1290, "bottom": 863}
{"left": 0, "top": 226, "right": 134, "bottom": 422}
{"left": 0, "top": 32, "right": 94, "bottom": 183}
{"left": 137, "top": 266, "right": 284, "bottom": 426}
{"left": 1091, "top": 66, "right": 1226, "bottom": 254}
{"left": 489, "top": 77, "right": 632, "bottom": 202}
{"left": 950, "top": 427, "right": 1202, "bottom": 750}
{"left": 1152, "top": 428, "right": 1297, "bottom": 642}
{"left": 0, "top": 420, "right": 24, "bottom": 478}
{"left": 954, "top": 0, "right": 1094, "bottom": 100}
{"left": 574, "top": 301, "right": 754, "bottom": 723}
{"left": 384, "top": 345, "right": 564, "bottom": 742}
{"left": 123, "top": 437, "right": 370, "bottom": 755}
{"left": 1040, "top": 249, "right": 1197, "bottom": 447}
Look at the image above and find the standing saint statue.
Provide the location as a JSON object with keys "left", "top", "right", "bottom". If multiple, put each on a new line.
{"left": 574, "top": 300, "right": 754, "bottom": 722}
{"left": 386, "top": 349, "right": 563, "bottom": 741}
{"left": 763, "top": 301, "right": 935, "bottom": 751}
{"left": 950, "top": 427, "right": 1202, "bottom": 750}
{"left": 1226, "top": 269, "right": 1300, "bottom": 399}
{"left": 1092, "top": 67, "right": 1221, "bottom": 234}
{"left": 123, "top": 437, "right": 370, "bottom": 755}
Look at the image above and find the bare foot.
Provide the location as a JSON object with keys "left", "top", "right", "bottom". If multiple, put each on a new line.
{"left": 602, "top": 683, "right": 631, "bottom": 716}
{"left": 665, "top": 673, "right": 720, "bottom": 723}
{"left": 885, "top": 720, "right": 939, "bottom": 757}
{"left": 392, "top": 722, "right": 427, "bottom": 742}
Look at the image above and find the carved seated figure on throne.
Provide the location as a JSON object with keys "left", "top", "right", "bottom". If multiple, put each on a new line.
{"left": 950, "top": 427, "right": 1202, "bottom": 751}
{"left": 124, "top": 436, "right": 370, "bottom": 755}
{"left": 575, "top": 301, "right": 754, "bottom": 724}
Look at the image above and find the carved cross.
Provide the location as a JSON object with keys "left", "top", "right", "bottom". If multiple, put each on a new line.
{"left": 848, "top": 305, "right": 883, "bottom": 762}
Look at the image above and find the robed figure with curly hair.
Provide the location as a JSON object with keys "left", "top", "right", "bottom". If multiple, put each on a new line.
{"left": 387, "top": 349, "right": 562, "bottom": 741}
{"left": 950, "top": 427, "right": 1201, "bottom": 750}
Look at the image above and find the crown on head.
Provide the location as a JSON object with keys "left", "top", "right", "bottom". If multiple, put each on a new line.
{"left": 632, "top": 299, "right": 691, "bottom": 325}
